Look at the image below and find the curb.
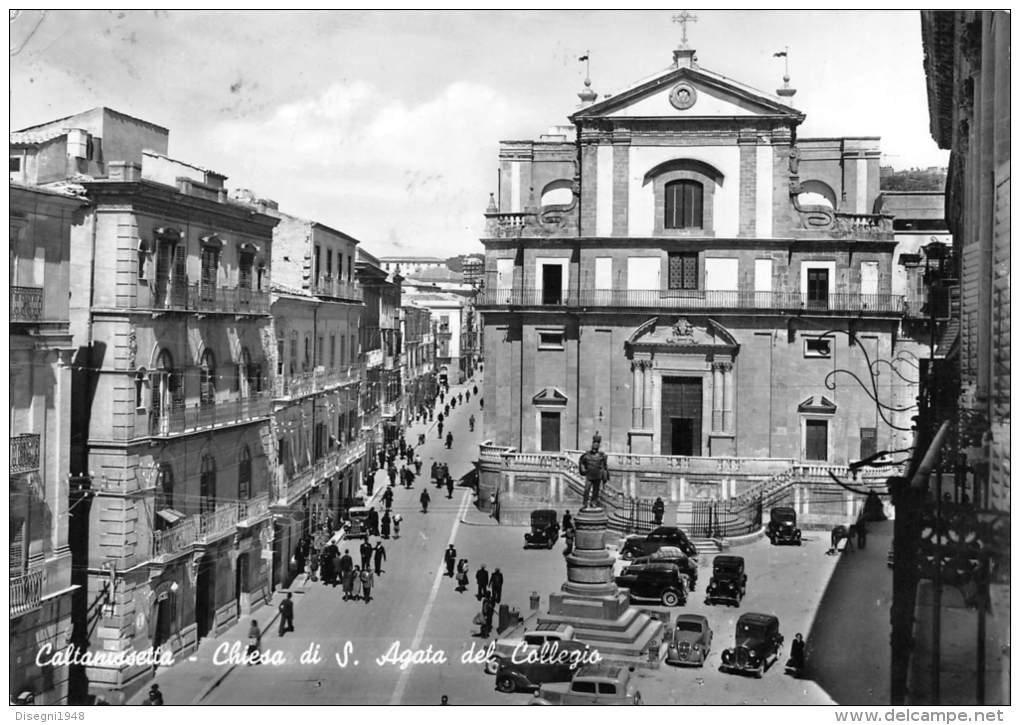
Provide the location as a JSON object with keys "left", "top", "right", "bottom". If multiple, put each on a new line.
{"left": 190, "top": 607, "right": 283, "bottom": 704}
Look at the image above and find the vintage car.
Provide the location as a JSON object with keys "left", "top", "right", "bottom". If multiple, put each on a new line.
{"left": 630, "top": 546, "right": 698, "bottom": 591}
{"left": 766, "top": 506, "right": 802, "bottom": 545}
{"left": 720, "top": 612, "right": 784, "bottom": 678}
{"left": 705, "top": 555, "right": 746, "bottom": 606}
{"left": 614, "top": 562, "right": 688, "bottom": 607}
{"left": 343, "top": 506, "right": 372, "bottom": 538}
{"left": 494, "top": 639, "right": 595, "bottom": 693}
{"left": 665, "top": 614, "right": 713, "bottom": 667}
{"left": 524, "top": 509, "right": 560, "bottom": 549}
{"left": 620, "top": 526, "right": 698, "bottom": 560}
{"left": 485, "top": 623, "right": 576, "bottom": 675}
{"left": 528, "top": 664, "right": 642, "bottom": 705}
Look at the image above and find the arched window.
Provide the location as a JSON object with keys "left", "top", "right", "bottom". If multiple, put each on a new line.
{"left": 200, "top": 454, "right": 216, "bottom": 514}
{"left": 289, "top": 331, "right": 298, "bottom": 376}
{"left": 238, "top": 446, "right": 251, "bottom": 500}
{"left": 151, "top": 350, "right": 184, "bottom": 428}
{"left": 665, "top": 180, "right": 704, "bottom": 229}
{"left": 155, "top": 463, "right": 175, "bottom": 530}
{"left": 238, "top": 347, "right": 259, "bottom": 397}
{"left": 200, "top": 349, "right": 216, "bottom": 407}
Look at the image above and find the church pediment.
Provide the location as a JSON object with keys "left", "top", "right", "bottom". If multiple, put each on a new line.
{"left": 571, "top": 65, "right": 804, "bottom": 123}
{"left": 532, "top": 387, "right": 568, "bottom": 406}
{"left": 627, "top": 316, "right": 739, "bottom": 350}
{"left": 798, "top": 395, "right": 837, "bottom": 414}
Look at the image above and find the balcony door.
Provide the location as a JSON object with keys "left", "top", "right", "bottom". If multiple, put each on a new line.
{"left": 805, "top": 420, "right": 828, "bottom": 461}
{"left": 200, "top": 246, "right": 219, "bottom": 303}
{"left": 806, "top": 268, "right": 830, "bottom": 309}
{"left": 541, "top": 264, "right": 563, "bottom": 305}
{"left": 540, "top": 411, "right": 561, "bottom": 452}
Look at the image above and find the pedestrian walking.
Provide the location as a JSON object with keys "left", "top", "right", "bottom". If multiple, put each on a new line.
{"left": 144, "top": 684, "right": 164, "bottom": 705}
{"left": 475, "top": 564, "right": 489, "bottom": 600}
{"left": 342, "top": 566, "right": 355, "bottom": 600}
{"left": 368, "top": 507, "right": 380, "bottom": 537}
{"left": 361, "top": 568, "right": 374, "bottom": 603}
{"left": 360, "top": 539, "right": 373, "bottom": 570}
{"left": 437, "top": 411, "right": 444, "bottom": 425}
{"left": 246, "top": 620, "right": 262, "bottom": 665}
{"left": 331, "top": 549, "right": 342, "bottom": 587}
{"left": 465, "top": 391, "right": 470, "bottom": 403}
{"left": 381, "top": 511, "right": 391, "bottom": 539}
{"left": 365, "top": 471, "right": 376, "bottom": 497}
{"left": 456, "top": 559, "right": 469, "bottom": 592}
{"left": 444, "top": 404, "right": 450, "bottom": 417}
{"left": 278, "top": 593, "right": 294, "bottom": 636}
{"left": 393, "top": 514, "right": 402, "bottom": 539}
{"left": 490, "top": 567, "right": 504, "bottom": 603}
{"left": 377, "top": 450, "right": 386, "bottom": 469}
{"left": 652, "top": 497, "right": 665, "bottom": 526}
{"left": 445, "top": 432, "right": 453, "bottom": 449}
{"left": 458, "top": 393, "right": 463, "bottom": 405}
{"left": 387, "top": 465, "right": 397, "bottom": 487}
{"left": 446, "top": 474, "right": 454, "bottom": 499}
{"left": 373, "top": 542, "right": 386, "bottom": 575}
{"left": 444, "top": 544, "right": 457, "bottom": 577}
{"left": 479, "top": 397, "right": 483, "bottom": 410}
{"left": 382, "top": 486, "right": 394, "bottom": 510}
{"left": 430, "top": 461, "right": 439, "bottom": 483}
{"left": 351, "top": 566, "right": 363, "bottom": 600}
{"left": 468, "top": 414, "right": 475, "bottom": 432}
{"left": 414, "top": 453, "right": 423, "bottom": 476}
{"left": 418, "top": 433, "right": 426, "bottom": 447}
{"left": 562, "top": 510, "right": 574, "bottom": 534}
{"left": 420, "top": 488, "right": 431, "bottom": 513}
{"left": 339, "top": 548, "right": 353, "bottom": 577}
{"left": 564, "top": 525, "right": 575, "bottom": 555}
{"left": 438, "top": 421, "right": 444, "bottom": 439}
{"left": 320, "top": 548, "right": 335, "bottom": 586}
{"left": 856, "top": 519, "right": 868, "bottom": 549}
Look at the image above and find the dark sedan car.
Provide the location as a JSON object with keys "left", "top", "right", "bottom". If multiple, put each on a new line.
{"left": 620, "top": 526, "right": 698, "bottom": 560}
{"left": 494, "top": 640, "right": 593, "bottom": 693}
{"left": 766, "top": 506, "right": 802, "bottom": 545}
{"left": 705, "top": 555, "right": 746, "bottom": 606}
{"left": 524, "top": 509, "right": 560, "bottom": 549}
{"left": 720, "top": 612, "right": 783, "bottom": 678}
{"left": 630, "top": 546, "right": 698, "bottom": 591}
{"left": 615, "top": 562, "right": 688, "bottom": 607}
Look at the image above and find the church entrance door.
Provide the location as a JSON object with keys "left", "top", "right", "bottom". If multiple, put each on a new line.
{"left": 661, "top": 376, "right": 702, "bottom": 456}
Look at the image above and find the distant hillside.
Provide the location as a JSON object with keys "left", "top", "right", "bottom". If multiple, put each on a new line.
{"left": 880, "top": 166, "right": 947, "bottom": 192}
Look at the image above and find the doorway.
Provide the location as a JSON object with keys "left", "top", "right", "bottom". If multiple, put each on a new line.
{"left": 806, "top": 268, "right": 830, "bottom": 309}
{"left": 152, "top": 593, "right": 173, "bottom": 651}
{"left": 661, "top": 376, "right": 702, "bottom": 456}
{"left": 540, "top": 411, "right": 561, "bottom": 451}
{"left": 195, "top": 556, "right": 214, "bottom": 639}
{"left": 541, "top": 264, "right": 563, "bottom": 305}
{"left": 234, "top": 553, "right": 249, "bottom": 613}
{"left": 805, "top": 419, "right": 829, "bottom": 461}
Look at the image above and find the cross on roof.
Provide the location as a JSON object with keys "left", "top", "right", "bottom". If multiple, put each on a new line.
{"left": 672, "top": 11, "right": 698, "bottom": 47}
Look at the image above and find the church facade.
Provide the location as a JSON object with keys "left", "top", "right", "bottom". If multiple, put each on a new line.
{"left": 476, "top": 44, "right": 914, "bottom": 523}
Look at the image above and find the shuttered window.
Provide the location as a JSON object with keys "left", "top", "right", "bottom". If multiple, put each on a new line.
{"left": 239, "top": 253, "right": 254, "bottom": 290}
{"left": 664, "top": 180, "right": 703, "bottom": 229}
{"left": 238, "top": 447, "right": 251, "bottom": 500}
{"left": 200, "top": 455, "right": 216, "bottom": 514}
{"left": 10, "top": 518, "right": 25, "bottom": 574}
{"left": 668, "top": 253, "right": 698, "bottom": 290}
{"left": 805, "top": 420, "right": 828, "bottom": 461}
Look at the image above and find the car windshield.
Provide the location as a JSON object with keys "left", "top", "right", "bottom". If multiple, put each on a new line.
{"left": 675, "top": 621, "right": 703, "bottom": 633}
{"left": 773, "top": 511, "right": 795, "bottom": 522}
{"left": 715, "top": 563, "right": 739, "bottom": 575}
{"left": 738, "top": 622, "right": 767, "bottom": 638}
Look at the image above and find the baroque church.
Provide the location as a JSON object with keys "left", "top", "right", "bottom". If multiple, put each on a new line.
{"left": 476, "top": 39, "right": 923, "bottom": 526}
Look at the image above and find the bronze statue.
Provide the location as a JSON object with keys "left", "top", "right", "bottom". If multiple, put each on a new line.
{"left": 578, "top": 434, "right": 610, "bottom": 508}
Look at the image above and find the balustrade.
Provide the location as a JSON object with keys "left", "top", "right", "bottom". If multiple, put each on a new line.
{"left": 11, "top": 286, "right": 44, "bottom": 322}
{"left": 10, "top": 568, "right": 46, "bottom": 618}
{"left": 10, "top": 434, "right": 41, "bottom": 474}
{"left": 148, "top": 281, "right": 269, "bottom": 315}
{"left": 149, "top": 393, "right": 271, "bottom": 437}
{"left": 273, "top": 364, "right": 364, "bottom": 399}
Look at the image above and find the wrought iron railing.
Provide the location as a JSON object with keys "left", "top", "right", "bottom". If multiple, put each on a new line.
{"left": 149, "top": 393, "right": 272, "bottom": 437}
{"left": 11, "top": 434, "right": 41, "bottom": 474}
{"left": 272, "top": 364, "right": 364, "bottom": 399}
{"left": 10, "top": 568, "right": 46, "bottom": 618}
{"left": 149, "top": 282, "right": 269, "bottom": 315}
{"left": 312, "top": 276, "right": 363, "bottom": 301}
{"left": 11, "top": 286, "right": 44, "bottom": 322}
{"left": 476, "top": 287, "right": 905, "bottom": 314}
{"left": 237, "top": 493, "right": 271, "bottom": 526}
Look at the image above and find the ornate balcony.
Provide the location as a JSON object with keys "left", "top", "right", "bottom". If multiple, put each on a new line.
{"left": 237, "top": 493, "right": 271, "bottom": 527}
{"left": 476, "top": 288, "right": 905, "bottom": 315}
{"left": 273, "top": 364, "right": 364, "bottom": 400}
{"left": 149, "top": 393, "right": 272, "bottom": 438}
{"left": 148, "top": 281, "right": 269, "bottom": 315}
{"left": 11, "top": 434, "right": 41, "bottom": 475}
{"left": 11, "top": 286, "right": 44, "bottom": 323}
{"left": 196, "top": 504, "right": 239, "bottom": 542}
{"left": 484, "top": 204, "right": 578, "bottom": 238}
{"left": 152, "top": 495, "right": 274, "bottom": 559}
{"left": 10, "top": 568, "right": 46, "bottom": 618}
{"left": 276, "top": 435, "right": 369, "bottom": 505}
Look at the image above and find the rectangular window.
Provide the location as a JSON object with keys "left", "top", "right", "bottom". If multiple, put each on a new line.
{"left": 540, "top": 411, "right": 561, "bottom": 452}
{"left": 239, "top": 253, "right": 254, "bottom": 290}
{"left": 314, "top": 245, "right": 321, "bottom": 283}
{"left": 330, "top": 334, "right": 337, "bottom": 369}
{"left": 665, "top": 180, "right": 704, "bottom": 229}
{"left": 860, "top": 261, "right": 879, "bottom": 296}
{"left": 594, "top": 257, "right": 613, "bottom": 289}
{"left": 754, "top": 259, "right": 773, "bottom": 292}
{"left": 326, "top": 249, "right": 333, "bottom": 279}
{"left": 538, "top": 331, "right": 564, "bottom": 350}
{"left": 200, "top": 246, "right": 218, "bottom": 292}
{"left": 704, "top": 257, "right": 739, "bottom": 291}
{"left": 496, "top": 258, "right": 514, "bottom": 290}
{"left": 805, "top": 419, "right": 828, "bottom": 461}
{"left": 317, "top": 336, "right": 324, "bottom": 366}
{"left": 667, "top": 253, "right": 698, "bottom": 290}
{"left": 804, "top": 337, "right": 832, "bottom": 358}
{"left": 541, "top": 264, "right": 563, "bottom": 305}
{"left": 627, "top": 256, "right": 661, "bottom": 293}
{"left": 860, "top": 427, "right": 877, "bottom": 460}
{"left": 339, "top": 335, "right": 346, "bottom": 364}
{"left": 9, "top": 156, "right": 21, "bottom": 172}
{"left": 806, "top": 268, "right": 830, "bottom": 308}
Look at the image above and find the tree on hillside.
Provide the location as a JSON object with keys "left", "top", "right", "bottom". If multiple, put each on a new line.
{"left": 879, "top": 166, "right": 947, "bottom": 191}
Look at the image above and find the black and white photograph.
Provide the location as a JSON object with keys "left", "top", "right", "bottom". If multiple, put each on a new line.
{"left": 8, "top": 9, "right": 1010, "bottom": 712}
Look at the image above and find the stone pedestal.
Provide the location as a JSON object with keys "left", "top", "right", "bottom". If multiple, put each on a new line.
{"left": 542, "top": 506, "right": 664, "bottom": 666}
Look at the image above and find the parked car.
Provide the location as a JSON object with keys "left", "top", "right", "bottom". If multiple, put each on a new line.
{"left": 494, "top": 640, "right": 594, "bottom": 693}
{"left": 524, "top": 509, "right": 560, "bottom": 549}
{"left": 665, "top": 613, "right": 713, "bottom": 667}
{"left": 631, "top": 546, "right": 698, "bottom": 591}
{"left": 343, "top": 506, "right": 372, "bottom": 538}
{"left": 485, "top": 623, "right": 576, "bottom": 674}
{"left": 705, "top": 555, "right": 746, "bottom": 606}
{"left": 620, "top": 526, "right": 698, "bottom": 560}
{"left": 766, "top": 506, "right": 802, "bottom": 545}
{"left": 614, "top": 562, "right": 688, "bottom": 607}
{"left": 528, "top": 664, "right": 642, "bottom": 705}
{"left": 720, "top": 612, "right": 784, "bottom": 678}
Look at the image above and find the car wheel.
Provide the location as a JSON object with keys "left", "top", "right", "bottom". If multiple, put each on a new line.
{"left": 755, "top": 664, "right": 764, "bottom": 679}
{"left": 496, "top": 676, "right": 516, "bottom": 693}
{"left": 661, "top": 590, "right": 681, "bottom": 607}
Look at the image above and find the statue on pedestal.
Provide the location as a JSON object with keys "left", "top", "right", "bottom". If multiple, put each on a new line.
{"left": 578, "top": 434, "right": 610, "bottom": 508}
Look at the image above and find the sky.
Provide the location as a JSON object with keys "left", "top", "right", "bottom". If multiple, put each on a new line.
{"left": 9, "top": 9, "right": 949, "bottom": 257}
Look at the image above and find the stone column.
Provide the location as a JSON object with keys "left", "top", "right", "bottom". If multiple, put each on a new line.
{"left": 561, "top": 507, "right": 617, "bottom": 598}
{"left": 712, "top": 362, "right": 723, "bottom": 432}
{"left": 722, "top": 362, "right": 735, "bottom": 433}
{"left": 641, "top": 361, "right": 653, "bottom": 428}
{"left": 631, "top": 361, "right": 642, "bottom": 429}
